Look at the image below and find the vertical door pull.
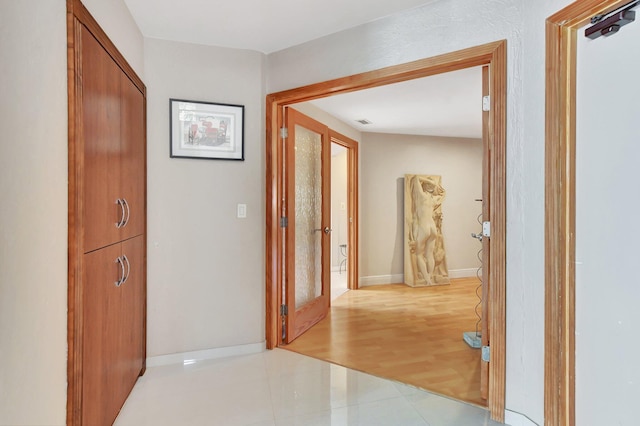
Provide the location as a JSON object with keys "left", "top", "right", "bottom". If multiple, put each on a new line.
{"left": 122, "top": 198, "right": 130, "bottom": 227}
{"left": 122, "top": 254, "right": 130, "bottom": 285}
{"left": 115, "top": 256, "right": 125, "bottom": 287}
{"left": 115, "top": 199, "right": 125, "bottom": 228}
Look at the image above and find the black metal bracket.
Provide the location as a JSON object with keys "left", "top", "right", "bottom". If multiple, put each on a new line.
{"left": 585, "top": 1, "right": 638, "bottom": 39}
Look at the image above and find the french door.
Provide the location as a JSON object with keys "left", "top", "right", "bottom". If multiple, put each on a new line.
{"left": 284, "top": 108, "right": 331, "bottom": 343}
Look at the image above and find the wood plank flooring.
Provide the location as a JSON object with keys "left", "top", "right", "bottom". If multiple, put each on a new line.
{"left": 283, "top": 277, "right": 486, "bottom": 406}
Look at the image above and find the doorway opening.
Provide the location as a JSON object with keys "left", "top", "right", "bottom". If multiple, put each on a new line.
{"left": 329, "top": 130, "right": 359, "bottom": 299}
{"left": 330, "top": 141, "right": 349, "bottom": 301}
{"left": 266, "top": 40, "right": 507, "bottom": 422}
{"left": 286, "top": 65, "right": 487, "bottom": 408}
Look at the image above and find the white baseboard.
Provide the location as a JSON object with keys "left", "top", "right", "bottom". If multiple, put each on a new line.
{"left": 146, "top": 341, "right": 265, "bottom": 368}
{"left": 359, "top": 269, "right": 478, "bottom": 286}
{"left": 359, "top": 274, "right": 404, "bottom": 286}
{"left": 448, "top": 268, "right": 480, "bottom": 278}
{"left": 504, "top": 410, "right": 539, "bottom": 426}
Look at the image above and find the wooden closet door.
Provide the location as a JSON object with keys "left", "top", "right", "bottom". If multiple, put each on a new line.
{"left": 68, "top": 4, "right": 147, "bottom": 424}
{"left": 119, "top": 74, "right": 145, "bottom": 240}
{"left": 82, "top": 26, "right": 122, "bottom": 253}
{"left": 82, "top": 243, "right": 124, "bottom": 426}
{"left": 82, "top": 238, "right": 143, "bottom": 426}
{"left": 117, "top": 236, "right": 145, "bottom": 403}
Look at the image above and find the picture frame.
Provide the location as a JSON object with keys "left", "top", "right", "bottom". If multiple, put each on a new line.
{"left": 170, "top": 98, "right": 244, "bottom": 160}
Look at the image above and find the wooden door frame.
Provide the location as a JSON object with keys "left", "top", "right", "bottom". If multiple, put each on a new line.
{"left": 544, "top": 1, "right": 628, "bottom": 425}
{"left": 67, "top": 1, "right": 147, "bottom": 424}
{"left": 480, "top": 64, "right": 491, "bottom": 401}
{"left": 266, "top": 40, "right": 507, "bottom": 422}
{"left": 329, "top": 129, "right": 359, "bottom": 291}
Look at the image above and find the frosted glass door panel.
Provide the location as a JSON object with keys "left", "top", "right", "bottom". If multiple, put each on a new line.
{"left": 285, "top": 107, "right": 330, "bottom": 344}
{"left": 294, "top": 124, "right": 323, "bottom": 309}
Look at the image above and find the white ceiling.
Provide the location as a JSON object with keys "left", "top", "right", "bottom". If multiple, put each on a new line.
{"left": 304, "top": 66, "right": 482, "bottom": 139}
{"left": 123, "top": 0, "right": 439, "bottom": 54}
{"left": 123, "top": 0, "right": 481, "bottom": 139}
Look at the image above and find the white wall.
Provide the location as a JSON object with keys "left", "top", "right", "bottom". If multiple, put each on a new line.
{"left": 575, "top": 17, "right": 640, "bottom": 425}
{"left": 360, "top": 133, "right": 482, "bottom": 280}
{"left": 514, "top": 1, "right": 574, "bottom": 422}
{"left": 144, "top": 38, "right": 265, "bottom": 356}
{"left": 0, "top": 0, "right": 143, "bottom": 424}
{"left": 0, "top": 2, "right": 67, "bottom": 424}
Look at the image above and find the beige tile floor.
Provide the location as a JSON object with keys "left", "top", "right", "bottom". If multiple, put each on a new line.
{"left": 114, "top": 348, "right": 502, "bottom": 426}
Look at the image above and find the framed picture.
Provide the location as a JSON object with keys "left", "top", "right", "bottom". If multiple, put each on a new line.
{"left": 170, "top": 99, "right": 244, "bottom": 160}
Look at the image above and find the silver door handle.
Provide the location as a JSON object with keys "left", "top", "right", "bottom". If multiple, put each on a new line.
{"left": 122, "top": 254, "right": 130, "bottom": 285}
{"left": 314, "top": 227, "right": 332, "bottom": 234}
{"left": 115, "top": 199, "right": 125, "bottom": 228}
{"left": 115, "top": 256, "right": 125, "bottom": 287}
{"left": 471, "top": 232, "right": 483, "bottom": 242}
{"left": 122, "top": 198, "right": 130, "bottom": 227}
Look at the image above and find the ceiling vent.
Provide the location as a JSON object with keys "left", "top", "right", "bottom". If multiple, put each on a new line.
{"left": 355, "top": 118, "right": 372, "bottom": 125}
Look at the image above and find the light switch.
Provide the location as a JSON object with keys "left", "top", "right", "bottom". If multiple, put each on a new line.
{"left": 237, "top": 204, "right": 247, "bottom": 218}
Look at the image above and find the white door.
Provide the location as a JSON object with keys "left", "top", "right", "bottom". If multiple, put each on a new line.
{"left": 575, "top": 16, "right": 640, "bottom": 425}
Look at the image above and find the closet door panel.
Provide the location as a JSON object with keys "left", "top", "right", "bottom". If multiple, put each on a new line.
{"left": 117, "top": 236, "right": 145, "bottom": 403}
{"left": 82, "top": 26, "right": 122, "bottom": 253}
{"left": 69, "top": 4, "right": 147, "bottom": 425}
{"left": 82, "top": 243, "right": 123, "bottom": 426}
{"left": 120, "top": 74, "right": 145, "bottom": 240}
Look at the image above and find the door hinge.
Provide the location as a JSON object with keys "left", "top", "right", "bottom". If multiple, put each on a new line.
{"left": 482, "top": 95, "right": 490, "bottom": 112}
{"left": 482, "top": 345, "right": 490, "bottom": 362}
{"left": 280, "top": 127, "right": 288, "bottom": 139}
{"left": 280, "top": 217, "right": 288, "bottom": 228}
{"left": 281, "top": 306, "right": 287, "bottom": 340}
{"left": 482, "top": 221, "right": 491, "bottom": 238}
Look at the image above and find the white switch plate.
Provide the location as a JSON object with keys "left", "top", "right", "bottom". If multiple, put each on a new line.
{"left": 237, "top": 204, "right": 247, "bottom": 218}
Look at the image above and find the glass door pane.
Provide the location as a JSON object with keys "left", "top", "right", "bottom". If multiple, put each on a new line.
{"left": 294, "top": 124, "right": 323, "bottom": 309}
{"left": 285, "top": 108, "right": 330, "bottom": 343}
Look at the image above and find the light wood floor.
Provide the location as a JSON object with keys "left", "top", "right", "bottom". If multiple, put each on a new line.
{"left": 283, "top": 277, "right": 485, "bottom": 406}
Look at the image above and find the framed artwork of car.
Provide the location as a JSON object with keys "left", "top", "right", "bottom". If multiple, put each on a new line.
{"left": 170, "top": 99, "right": 244, "bottom": 160}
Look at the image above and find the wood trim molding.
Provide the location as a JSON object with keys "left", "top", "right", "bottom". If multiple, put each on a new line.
{"left": 487, "top": 40, "right": 507, "bottom": 423}
{"left": 266, "top": 40, "right": 507, "bottom": 422}
{"left": 265, "top": 98, "right": 280, "bottom": 350}
{"left": 544, "top": 1, "right": 627, "bottom": 425}
{"left": 66, "top": 4, "right": 82, "bottom": 423}
{"left": 480, "top": 65, "right": 490, "bottom": 401}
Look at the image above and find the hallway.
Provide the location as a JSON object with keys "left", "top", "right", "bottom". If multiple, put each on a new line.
{"left": 114, "top": 348, "right": 499, "bottom": 425}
